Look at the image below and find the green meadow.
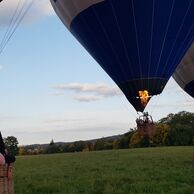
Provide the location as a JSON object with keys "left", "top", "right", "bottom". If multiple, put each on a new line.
{"left": 14, "top": 147, "right": 194, "bottom": 194}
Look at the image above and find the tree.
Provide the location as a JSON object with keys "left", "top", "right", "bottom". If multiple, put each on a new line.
{"left": 50, "top": 139, "right": 54, "bottom": 146}
{"left": 153, "top": 124, "right": 171, "bottom": 146}
{"left": 117, "top": 136, "right": 130, "bottom": 149}
{"left": 74, "top": 141, "right": 86, "bottom": 152}
{"left": 4, "top": 136, "right": 19, "bottom": 155}
{"left": 119, "top": 131, "right": 135, "bottom": 149}
{"left": 140, "top": 135, "right": 150, "bottom": 147}
{"left": 45, "top": 139, "right": 59, "bottom": 154}
{"left": 129, "top": 132, "right": 142, "bottom": 148}
{"left": 112, "top": 139, "right": 119, "bottom": 149}
{"left": 158, "top": 111, "right": 194, "bottom": 146}
{"left": 94, "top": 138, "right": 106, "bottom": 150}
{"left": 18, "top": 147, "right": 28, "bottom": 155}
{"left": 168, "top": 124, "right": 193, "bottom": 146}
{"left": 85, "top": 142, "right": 94, "bottom": 151}
{"left": 158, "top": 111, "right": 194, "bottom": 127}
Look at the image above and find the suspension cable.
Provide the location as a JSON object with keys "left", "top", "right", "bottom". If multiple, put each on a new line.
{"left": 0, "top": 0, "right": 35, "bottom": 55}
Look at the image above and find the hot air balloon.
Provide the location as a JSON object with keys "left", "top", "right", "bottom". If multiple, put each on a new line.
{"left": 173, "top": 42, "right": 194, "bottom": 98}
{"left": 50, "top": 0, "right": 194, "bottom": 112}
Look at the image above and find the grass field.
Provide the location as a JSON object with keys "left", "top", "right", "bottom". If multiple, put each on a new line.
{"left": 14, "top": 147, "right": 194, "bottom": 194}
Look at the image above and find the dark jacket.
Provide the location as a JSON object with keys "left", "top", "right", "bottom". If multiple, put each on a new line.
{"left": 0, "top": 132, "right": 6, "bottom": 155}
{"left": 0, "top": 132, "right": 15, "bottom": 164}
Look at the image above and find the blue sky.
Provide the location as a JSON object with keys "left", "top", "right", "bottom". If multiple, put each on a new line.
{"left": 0, "top": 0, "right": 194, "bottom": 145}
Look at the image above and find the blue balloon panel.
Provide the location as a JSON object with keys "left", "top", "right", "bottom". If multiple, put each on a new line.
{"left": 52, "top": 0, "right": 194, "bottom": 111}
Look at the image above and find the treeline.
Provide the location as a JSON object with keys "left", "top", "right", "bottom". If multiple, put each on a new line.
{"left": 18, "top": 111, "right": 194, "bottom": 155}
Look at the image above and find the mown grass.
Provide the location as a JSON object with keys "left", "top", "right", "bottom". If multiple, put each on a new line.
{"left": 14, "top": 147, "right": 194, "bottom": 194}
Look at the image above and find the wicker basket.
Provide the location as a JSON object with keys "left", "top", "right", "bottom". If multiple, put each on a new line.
{"left": 0, "top": 164, "right": 14, "bottom": 194}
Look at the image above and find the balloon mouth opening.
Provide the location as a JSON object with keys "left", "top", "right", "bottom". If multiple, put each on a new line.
{"left": 137, "top": 90, "right": 151, "bottom": 107}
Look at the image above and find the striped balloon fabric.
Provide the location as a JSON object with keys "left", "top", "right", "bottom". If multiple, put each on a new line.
{"left": 173, "top": 42, "right": 194, "bottom": 98}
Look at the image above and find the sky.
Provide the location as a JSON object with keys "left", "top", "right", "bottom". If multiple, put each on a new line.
{"left": 0, "top": 0, "right": 194, "bottom": 145}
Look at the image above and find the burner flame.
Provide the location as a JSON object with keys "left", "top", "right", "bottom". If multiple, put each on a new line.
{"left": 139, "top": 90, "right": 149, "bottom": 107}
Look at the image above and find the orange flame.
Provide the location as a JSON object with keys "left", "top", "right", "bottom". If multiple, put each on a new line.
{"left": 139, "top": 90, "right": 149, "bottom": 107}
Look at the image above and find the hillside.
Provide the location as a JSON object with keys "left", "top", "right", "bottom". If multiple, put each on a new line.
{"left": 19, "top": 111, "right": 194, "bottom": 155}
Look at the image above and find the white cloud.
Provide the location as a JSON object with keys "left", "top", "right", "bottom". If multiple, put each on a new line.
{"left": 0, "top": 65, "right": 3, "bottom": 70}
{"left": 52, "top": 83, "right": 121, "bottom": 96}
{"left": 0, "top": 115, "right": 18, "bottom": 122}
{"left": 34, "top": 0, "right": 54, "bottom": 16}
{"left": 49, "top": 92, "right": 64, "bottom": 96}
{"left": 51, "top": 83, "right": 122, "bottom": 102}
{"left": 74, "top": 95, "right": 103, "bottom": 102}
{"left": 44, "top": 117, "right": 95, "bottom": 124}
{"left": 149, "top": 100, "right": 194, "bottom": 109}
{"left": 0, "top": 0, "right": 54, "bottom": 26}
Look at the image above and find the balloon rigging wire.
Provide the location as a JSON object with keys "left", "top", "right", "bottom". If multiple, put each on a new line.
{"left": 92, "top": 1, "right": 140, "bottom": 95}
{"left": 153, "top": 0, "right": 193, "bottom": 116}
{"left": 91, "top": 3, "right": 139, "bottom": 121}
{"left": 92, "top": 6, "right": 129, "bottom": 82}
{"left": 109, "top": 0, "right": 140, "bottom": 97}
{"left": 161, "top": 0, "right": 193, "bottom": 79}
{"left": 0, "top": 0, "right": 22, "bottom": 53}
{"left": 131, "top": 0, "right": 143, "bottom": 89}
{"left": 97, "top": 2, "right": 138, "bottom": 117}
{"left": 157, "top": 0, "right": 193, "bottom": 94}
{"left": 0, "top": 0, "right": 35, "bottom": 55}
{"left": 154, "top": 0, "right": 175, "bottom": 79}
{"left": 110, "top": 0, "right": 142, "bottom": 106}
{"left": 167, "top": 32, "right": 194, "bottom": 77}
{"left": 109, "top": 1, "right": 137, "bottom": 87}
{"left": 154, "top": 0, "right": 175, "bottom": 94}
{"left": 72, "top": 3, "right": 137, "bottom": 123}
{"left": 147, "top": 0, "right": 155, "bottom": 91}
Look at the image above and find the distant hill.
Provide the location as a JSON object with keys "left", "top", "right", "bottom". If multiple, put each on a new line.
{"left": 18, "top": 111, "right": 194, "bottom": 155}
{"left": 22, "top": 133, "right": 125, "bottom": 149}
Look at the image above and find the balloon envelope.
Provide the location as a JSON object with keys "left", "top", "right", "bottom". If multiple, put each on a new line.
{"left": 51, "top": 0, "right": 194, "bottom": 112}
{"left": 173, "top": 42, "right": 194, "bottom": 98}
